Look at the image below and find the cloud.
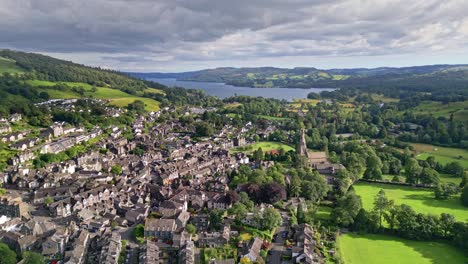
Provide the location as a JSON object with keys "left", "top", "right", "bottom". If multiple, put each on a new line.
{"left": 0, "top": 0, "right": 467, "bottom": 71}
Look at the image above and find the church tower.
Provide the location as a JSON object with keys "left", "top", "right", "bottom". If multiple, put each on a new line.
{"left": 297, "top": 129, "right": 308, "bottom": 157}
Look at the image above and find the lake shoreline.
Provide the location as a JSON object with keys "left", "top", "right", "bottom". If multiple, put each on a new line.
{"left": 147, "top": 78, "right": 336, "bottom": 101}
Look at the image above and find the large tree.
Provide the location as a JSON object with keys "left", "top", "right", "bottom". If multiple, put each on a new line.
{"left": 405, "top": 158, "right": 422, "bottom": 184}
{"left": 332, "top": 191, "right": 362, "bottom": 227}
{"left": 373, "top": 189, "right": 394, "bottom": 229}
{"left": 363, "top": 154, "right": 383, "bottom": 180}
{"left": 260, "top": 207, "right": 282, "bottom": 231}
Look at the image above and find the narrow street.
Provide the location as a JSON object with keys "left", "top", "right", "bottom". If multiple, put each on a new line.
{"left": 267, "top": 211, "right": 290, "bottom": 264}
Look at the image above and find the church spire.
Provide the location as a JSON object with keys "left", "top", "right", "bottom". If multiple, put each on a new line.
{"left": 297, "top": 128, "right": 308, "bottom": 157}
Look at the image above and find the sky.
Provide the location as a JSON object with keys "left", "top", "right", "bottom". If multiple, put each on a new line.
{"left": 1, "top": 0, "right": 468, "bottom": 72}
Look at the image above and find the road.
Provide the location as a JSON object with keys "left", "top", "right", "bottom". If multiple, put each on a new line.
{"left": 267, "top": 211, "right": 290, "bottom": 264}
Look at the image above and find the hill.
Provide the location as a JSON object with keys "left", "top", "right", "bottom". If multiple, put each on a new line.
{"left": 0, "top": 50, "right": 218, "bottom": 116}
{"left": 131, "top": 65, "right": 468, "bottom": 100}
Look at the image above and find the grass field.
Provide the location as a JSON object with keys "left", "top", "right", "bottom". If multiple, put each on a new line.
{"left": 338, "top": 233, "right": 467, "bottom": 264}
{"left": 255, "top": 115, "right": 290, "bottom": 121}
{"left": 413, "top": 100, "right": 468, "bottom": 121}
{"left": 411, "top": 143, "right": 468, "bottom": 168}
{"left": 0, "top": 56, "right": 24, "bottom": 74}
{"left": 231, "top": 141, "right": 294, "bottom": 154}
{"left": 27, "top": 80, "right": 161, "bottom": 111}
{"left": 353, "top": 182, "right": 468, "bottom": 221}
{"left": 370, "top": 94, "right": 400, "bottom": 103}
{"left": 26, "top": 80, "right": 94, "bottom": 89}
{"left": 381, "top": 174, "right": 461, "bottom": 185}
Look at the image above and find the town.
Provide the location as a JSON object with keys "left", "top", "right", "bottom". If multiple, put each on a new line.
{"left": 0, "top": 101, "right": 343, "bottom": 264}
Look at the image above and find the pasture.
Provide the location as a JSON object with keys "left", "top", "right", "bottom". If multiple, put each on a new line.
{"left": 353, "top": 182, "right": 468, "bottom": 221}
{"left": 26, "top": 80, "right": 161, "bottom": 111}
{"left": 338, "top": 233, "right": 467, "bottom": 264}
{"left": 411, "top": 143, "right": 468, "bottom": 168}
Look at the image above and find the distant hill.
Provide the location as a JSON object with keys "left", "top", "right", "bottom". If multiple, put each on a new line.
{"left": 130, "top": 65, "right": 468, "bottom": 90}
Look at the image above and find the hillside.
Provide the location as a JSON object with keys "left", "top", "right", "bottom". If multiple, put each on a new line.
{"left": 0, "top": 50, "right": 219, "bottom": 116}
{"left": 131, "top": 65, "right": 468, "bottom": 94}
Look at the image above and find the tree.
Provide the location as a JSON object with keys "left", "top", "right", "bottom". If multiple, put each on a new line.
{"left": 460, "top": 171, "right": 468, "bottom": 188}
{"left": 440, "top": 213, "right": 455, "bottom": 237}
{"left": 373, "top": 189, "right": 394, "bottom": 229}
{"left": 44, "top": 197, "right": 54, "bottom": 205}
{"left": 226, "top": 190, "right": 241, "bottom": 204}
{"left": 363, "top": 154, "right": 383, "bottom": 180}
{"left": 420, "top": 168, "right": 440, "bottom": 185}
{"left": 332, "top": 191, "right": 362, "bottom": 227}
{"left": 22, "top": 251, "right": 44, "bottom": 264}
{"left": 461, "top": 186, "right": 468, "bottom": 207}
{"left": 185, "top": 224, "right": 197, "bottom": 234}
{"left": 0, "top": 243, "right": 17, "bottom": 264}
{"left": 434, "top": 183, "right": 459, "bottom": 200}
{"left": 111, "top": 164, "right": 123, "bottom": 175}
{"left": 444, "top": 162, "right": 464, "bottom": 177}
{"left": 195, "top": 121, "right": 214, "bottom": 137}
{"left": 253, "top": 147, "right": 264, "bottom": 163}
{"left": 260, "top": 208, "right": 282, "bottom": 231}
{"left": 127, "top": 100, "right": 145, "bottom": 113}
{"left": 289, "top": 175, "right": 301, "bottom": 197}
{"left": 209, "top": 209, "right": 223, "bottom": 231}
{"left": 405, "top": 158, "right": 422, "bottom": 184}
{"left": 132, "top": 224, "right": 144, "bottom": 239}
{"left": 263, "top": 182, "right": 286, "bottom": 203}
{"left": 352, "top": 208, "right": 379, "bottom": 233}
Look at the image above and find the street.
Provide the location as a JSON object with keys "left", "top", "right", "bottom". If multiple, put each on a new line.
{"left": 267, "top": 211, "right": 290, "bottom": 264}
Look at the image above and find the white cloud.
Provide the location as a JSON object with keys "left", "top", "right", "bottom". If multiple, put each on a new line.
{"left": 0, "top": 0, "right": 467, "bottom": 71}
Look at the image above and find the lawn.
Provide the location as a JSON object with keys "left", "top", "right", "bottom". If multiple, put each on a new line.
{"left": 353, "top": 182, "right": 468, "bottom": 221}
{"left": 338, "top": 233, "right": 467, "bottom": 264}
{"left": 411, "top": 143, "right": 468, "bottom": 168}
{"left": 0, "top": 57, "right": 24, "bottom": 74}
{"left": 413, "top": 100, "right": 468, "bottom": 121}
{"left": 231, "top": 141, "right": 294, "bottom": 154}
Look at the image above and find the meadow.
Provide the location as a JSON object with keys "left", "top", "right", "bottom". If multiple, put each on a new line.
{"left": 338, "top": 233, "right": 467, "bottom": 264}
{"left": 411, "top": 143, "right": 468, "bottom": 168}
{"left": 0, "top": 56, "right": 24, "bottom": 74}
{"left": 26, "top": 80, "right": 161, "bottom": 111}
{"left": 231, "top": 141, "right": 294, "bottom": 154}
{"left": 381, "top": 174, "right": 461, "bottom": 185}
{"left": 353, "top": 182, "right": 468, "bottom": 221}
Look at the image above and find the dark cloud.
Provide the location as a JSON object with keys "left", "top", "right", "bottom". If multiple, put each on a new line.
{"left": 0, "top": 0, "right": 467, "bottom": 71}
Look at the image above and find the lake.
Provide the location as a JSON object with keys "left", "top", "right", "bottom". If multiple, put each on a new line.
{"left": 147, "top": 78, "right": 335, "bottom": 101}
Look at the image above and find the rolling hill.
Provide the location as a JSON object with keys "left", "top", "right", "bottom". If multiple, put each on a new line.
{"left": 130, "top": 65, "right": 468, "bottom": 91}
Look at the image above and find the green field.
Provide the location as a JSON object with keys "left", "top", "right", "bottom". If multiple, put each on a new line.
{"left": 412, "top": 143, "right": 468, "bottom": 168}
{"left": 0, "top": 57, "right": 24, "bottom": 74}
{"left": 255, "top": 115, "right": 290, "bottom": 121}
{"left": 338, "top": 233, "right": 467, "bottom": 264}
{"left": 354, "top": 182, "right": 468, "bottom": 221}
{"left": 26, "top": 80, "right": 94, "bottom": 89}
{"left": 231, "top": 141, "right": 294, "bottom": 154}
{"left": 381, "top": 174, "right": 461, "bottom": 185}
{"left": 26, "top": 80, "right": 161, "bottom": 111}
{"left": 413, "top": 100, "right": 468, "bottom": 121}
